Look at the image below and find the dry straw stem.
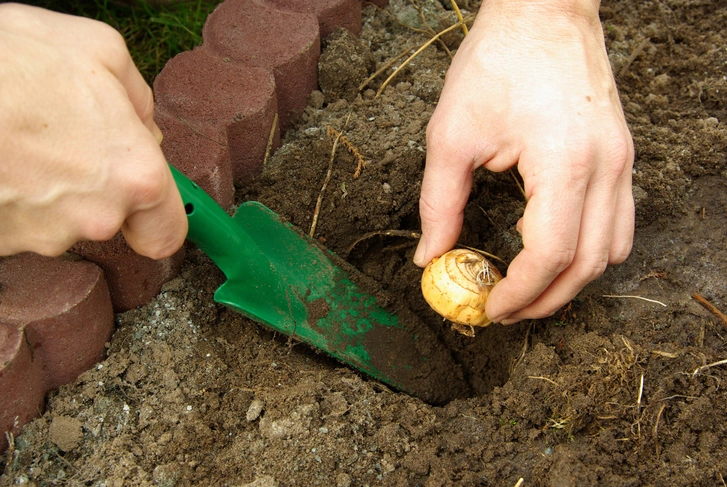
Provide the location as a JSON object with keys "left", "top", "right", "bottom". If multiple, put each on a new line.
{"left": 691, "top": 292, "right": 727, "bottom": 328}
{"left": 514, "top": 479, "right": 525, "bottom": 487}
{"left": 602, "top": 294, "right": 667, "bottom": 307}
{"left": 3, "top": 432, "right": 15, "bottom": 477}
{"left": 636, "top": 373, "right": 644, "bottom": 406}
{"left": 528, "top": 375, "right": 559, "bottom": 386}
{"left": 375, "top": 17, "right": 471, "bottom": 98}
{"left": 382, "top": 1, "right": 453, "bottom": 58}
{"left": 509, "top": 168, "right": 527, "bottom": 200}
{"left": 692, "top": 358, "right": 727, "bottom": 377}
{"left": 449, "top": 0, "right": 469, "bottom": 36}
{"left": 618, "top": 37, "right": 651, "bottom": 78}
{"left": 359, "top": 46, "right": 416, "bottom": 91}
{"left": 511, "top": 322, "right": 531, "bottom": 372}
{"left": 652, "top": 402, "right": 667, "bottom": 457}
{"left": 459, "top": 244, "right": 507, "bottom": 265}
{"left": 262, "top": 113, "right": 278, "bottom": 166}
{"left": 650, "top": 349, "right": 679, "bottom": 359}
{"left": 310, "top": 115, "right": 350, "bottom": 238}
{"left": 413, "top": 0, "right": 453, "bottom": 57}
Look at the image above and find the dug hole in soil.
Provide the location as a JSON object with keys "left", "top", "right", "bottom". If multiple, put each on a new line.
{"left": 3, "top": 1, "right": 727, "bottom": 485}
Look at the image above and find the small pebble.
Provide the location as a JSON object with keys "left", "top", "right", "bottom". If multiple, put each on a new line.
{"left": 247, "top": 398, "right": 265, "bottom": 422}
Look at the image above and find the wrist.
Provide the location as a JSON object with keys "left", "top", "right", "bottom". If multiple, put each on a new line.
{"left": 475, "top": 0, "right": 601, "bottom": 31}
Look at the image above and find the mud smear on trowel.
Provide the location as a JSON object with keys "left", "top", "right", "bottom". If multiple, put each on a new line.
{"left": 314, "top": 247, "right": 473, "bottom": 405}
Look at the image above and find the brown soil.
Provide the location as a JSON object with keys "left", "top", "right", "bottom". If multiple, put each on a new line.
{"left": 3, "top": 1, "right": 727, "bottom": 486}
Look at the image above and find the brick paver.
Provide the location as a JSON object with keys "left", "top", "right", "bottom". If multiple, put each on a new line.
{"left": 261, "top": 0, "right": 362, "bottom": 37}
{"left": 203, "top": 0, "right": 320, "bottom": 129}
{"left": 0, "top": 253, "right": 114, "bottom": 451}
{"left": 71, "top": 235, "right": 186, "bottom": 312}
{"left": 154, "top": 47, "right": 279, "bottom": 186}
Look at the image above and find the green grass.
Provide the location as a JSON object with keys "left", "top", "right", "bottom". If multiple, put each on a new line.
{"left": 21, "top": 0, "right": 220, "bottom": 83}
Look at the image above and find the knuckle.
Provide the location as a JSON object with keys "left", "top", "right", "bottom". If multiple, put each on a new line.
{"left": 426, "top": 113, "right": 462, "bottom": 151}
{"left": 609, "top": 240, "right": 633, "bottom": 265}
{"left": 128, "top": 164, "right": 169, "bottom": 209}
{"left": 538, "top": 247, "right": 577, "bottom": 276}
{"left": 97, "top": 23, "right": 128, "bottom": 53}
{"left": 573, "top": 254, "right": 609, "bottom": 283}
{"left": 82, "top": 215, "right": 123, "bottom": 242}
{"left": 144, "top": 240, "right": 182, "bottom": 260}
{"left": 39, "top": 244, "right": 71, "bottom": 258}
{"left": 606, "top": 138, "right": 634, "bottom": 173}
{"left": 31, "top": 235, "right": 75, "bottom": 257}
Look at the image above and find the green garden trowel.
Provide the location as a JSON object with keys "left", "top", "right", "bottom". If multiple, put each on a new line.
{"left": 170, "top": 165, "right": 470, "bottom": 404}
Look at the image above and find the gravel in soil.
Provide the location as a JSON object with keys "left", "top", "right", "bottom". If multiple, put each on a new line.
{"left": 3, "top": 1, "right": 727, "bottom": 486}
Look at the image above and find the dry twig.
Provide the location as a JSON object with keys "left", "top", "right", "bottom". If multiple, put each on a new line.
{"left": 650, "top": 350, "right": 679, "bottom": 359}
{"left": 459, "top": 244, "right": 507, "bottom": 265}
{"left": 359, "top": 46, "right": 416, "bottom": 92}
{"left": 382, "top": 1, "right": 453, "bottom": 57}
{"left": 618, "top": 37, "right": 651, "bottom": 78}
{"left": 511, "top": 322, "right": 532, "bottom": 372}
{"left": 3, "top": 432, "right": 15, "bottom": 477}
{"left": 413, "top": 0, "right": 453, "bottom": 57}
{"left": 509, "top": 168, "right": 527, "bottom": 200}
{"left": 528, "top": 375, "right": 558, "bottom": 386}
{"left": 653, "top": 403, "right": 667, "bottom": 457}
{"left": 636, "top": 373, "right": 644, "bottom": 409}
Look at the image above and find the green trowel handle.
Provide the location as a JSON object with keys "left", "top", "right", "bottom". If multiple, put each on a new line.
{"left": 169, "top": 165, "right": 254, "bottom": 271}
{"left": 169, "top": 164, "right": 308, "bottom": 338}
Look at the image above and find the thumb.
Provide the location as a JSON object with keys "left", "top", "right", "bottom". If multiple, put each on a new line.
{"left": 121, "top": 164, "right": 188, "bottom": 259}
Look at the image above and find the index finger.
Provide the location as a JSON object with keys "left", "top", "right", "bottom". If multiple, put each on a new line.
{"left": 414, "top": 105, "right": 500, "bottom": 267}
{"left": 414, "top": 148, "right": 473, "bottom": 267}
{"left": 79, "top": 20, "right": 161, "bottom": 137}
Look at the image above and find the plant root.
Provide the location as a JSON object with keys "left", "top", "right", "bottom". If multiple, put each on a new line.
{"left": 692, "top": 293, "right": 727, "bottom": 328}
{"left": 310, "top": 115, "right": 351, "bottom": 238}
{"left": 326, "top": 126, "right": 367, "bottom": 178}
{"left": 344, "top": 229, "right": 421, "bottom": 258}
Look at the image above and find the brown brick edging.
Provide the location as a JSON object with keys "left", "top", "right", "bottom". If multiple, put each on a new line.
{"left": 0, "top": 0, "right": 388, "bottom": 452}
{"left": 0, "top": 254, "right": 114, "bottom": 451}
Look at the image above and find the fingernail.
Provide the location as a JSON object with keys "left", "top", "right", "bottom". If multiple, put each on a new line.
{"left": 488, "top": 315, "right": 505, "bottom": 324}
{"left": 152, "top": 121, "right": 164, "bottom": 144}
{"left": 413, "top": 238, "right": 427, "bottom": 267}
{"left": 500, "top": 318, "right": 521, "bottom": 325}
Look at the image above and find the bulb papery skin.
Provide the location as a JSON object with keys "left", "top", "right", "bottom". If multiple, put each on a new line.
{"left": 421, "top": 249, "right": 502, "bottom": 328}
